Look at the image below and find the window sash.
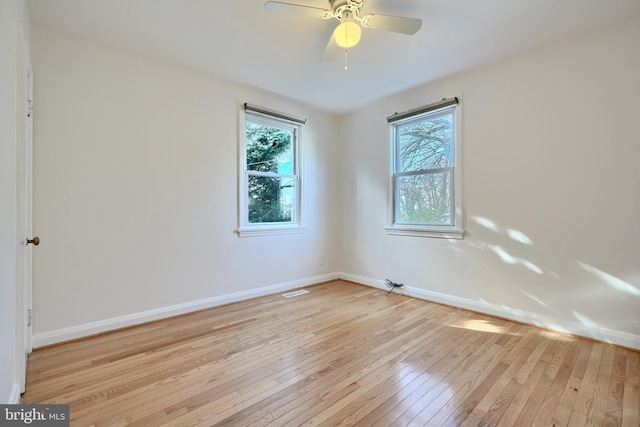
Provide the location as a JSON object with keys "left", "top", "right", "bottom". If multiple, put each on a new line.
{"left": 394, "top": 166, "right": 453, "bottom": 178}
{"left": 246, "top": 173, "right": 297, "bottom": 224}
{"left": 239, "top": 107, "right": 304, "bottom": 236}
{"left": 394, "top": 169, "right": 454, "bottom": 226}
{"left": 387, "top": 98, "right": 462, "bottom": 237}
{"left": 247, "top": 170, "right": 297, "bottom": 179}
{"left": 245, "top": 119, "right": 297, "bottom": 175}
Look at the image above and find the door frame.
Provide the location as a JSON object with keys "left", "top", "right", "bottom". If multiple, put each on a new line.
{"left": 15, "top": 22, "right": 33, "bottom": 394}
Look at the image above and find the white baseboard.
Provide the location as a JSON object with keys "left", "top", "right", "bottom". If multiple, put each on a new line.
{"left": 337, "top": 272, "right": 640, "bottom": 350}
{"left": 32, "top": 273, "right": 339, "bottom": 348}
{"left": 32, "top": 271, "right": 640, "bottom": 350}
{"left": 8, "top": 383, "right": 21, "bottom": 404}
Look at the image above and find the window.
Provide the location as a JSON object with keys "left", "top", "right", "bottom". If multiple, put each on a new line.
{"left": 386, "top": 97, "right": 463, "bottom": 239}
{"left": 237, "top": 104, "right": 305, "bottom": 237}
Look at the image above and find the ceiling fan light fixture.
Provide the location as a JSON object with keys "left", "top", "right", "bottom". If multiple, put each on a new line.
{"left": 263, "top": 0, "right": 423, "bottom": 63}
{"left": 333, "top": 20, "right": 361, "bottom": 48}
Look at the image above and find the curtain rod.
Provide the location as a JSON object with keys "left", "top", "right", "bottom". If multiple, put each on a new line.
{"left": 387, "top": 97, "right": 458, "bottom": 123}
{"left": 244, "top": 103, "right": 307, "bottom": 125}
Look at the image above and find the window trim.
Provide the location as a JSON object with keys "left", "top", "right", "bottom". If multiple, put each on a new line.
{"left": 237, "top": 105, "right": 305, "bottom": 238}
{"left": 385, "top": 96, "right": 464, "bottom": 239}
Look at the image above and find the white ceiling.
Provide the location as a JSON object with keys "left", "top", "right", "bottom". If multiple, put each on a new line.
{"left": 26, "top": 0, "right": 640, "bottom": 114}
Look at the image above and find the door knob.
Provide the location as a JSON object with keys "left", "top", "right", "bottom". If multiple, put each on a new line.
{"left": 27, "top": 236, "right": 39, "bottom": 246}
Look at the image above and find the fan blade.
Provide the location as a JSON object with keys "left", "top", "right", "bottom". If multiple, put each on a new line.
{"left": 360, "top": 14, "right": 422, "bottom": 35}
{"left": 321, "top": 32, "right": 340, "bottom": 62}
{"left": 264, "top": 1, "right": 332, "bottom": 19}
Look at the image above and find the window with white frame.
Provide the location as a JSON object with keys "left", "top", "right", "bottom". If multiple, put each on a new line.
{"left": 237, "top": 104, "right": 305, "bottom": 237}
{"left": 386, "top": 97, "right": 464, "bottom": 239}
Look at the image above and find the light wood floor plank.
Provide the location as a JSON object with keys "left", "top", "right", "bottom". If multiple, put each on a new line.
{"left": 552, "top": 340, "right": 595, "bottom": 426}
{"left": 604, "top": 346, "right": 628, "bottom": 426}
{"left": 520, "top": 339, "right": 575, "bottom": 426}
{"left": 458, "top": 328, "right": 542, "bottom": 427}
{"left": 568, "top": 342, "right": 604, "bottom": 426}
{"left": 21, "top": 280, "right": 640, "bottom": 426}
{"left": 588, "top": 344, "right": 616, "bottom": 426}
{"left": 496, "top": 339, "right": 561, "bottom": 426}
{"left": 622, "top": 350, "right": 640, "bottom": 427}
{"left": 366, "top": 325, "right": 482, "bottom": 426}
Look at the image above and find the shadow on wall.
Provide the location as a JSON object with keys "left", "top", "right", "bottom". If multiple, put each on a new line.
{"left": 447, "top": 215, "right": 640, "bottom": 335}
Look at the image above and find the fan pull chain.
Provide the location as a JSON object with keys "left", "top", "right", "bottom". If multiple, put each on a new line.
{"left": 344, "top": 17, "right": 349, "bottom": 71}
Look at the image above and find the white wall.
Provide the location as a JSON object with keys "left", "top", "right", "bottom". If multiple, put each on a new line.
{"left": 339, "top": 17, "right": 640, "bottom": 348}
{"left": 30, "top": 17, "right": 640, "bottom": 350}
{"left": 30, "top": 27, "right": 341, "bottom": 344}
{"left": 1, "top": 0, "right": 30, "bottom": 404}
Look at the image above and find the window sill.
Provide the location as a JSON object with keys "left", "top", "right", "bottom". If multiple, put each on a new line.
{"left": 384, "top": 225, "right": 464, "bottom": 239}
{"left": 236, "top": 226, "right": 306, "bottom": 238}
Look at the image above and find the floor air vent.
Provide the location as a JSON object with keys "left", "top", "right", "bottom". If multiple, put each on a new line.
{"left": 282, "top": 290, "right": 309, "bottom": 298}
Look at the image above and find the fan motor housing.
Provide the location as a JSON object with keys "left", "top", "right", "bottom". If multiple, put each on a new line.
{"left": 330, "top": 0, "right": 363, "bottom": 15}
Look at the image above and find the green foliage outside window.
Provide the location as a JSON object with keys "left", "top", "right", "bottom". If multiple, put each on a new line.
{"left": 246, "top": 122, "right": 294, "bottom": 223}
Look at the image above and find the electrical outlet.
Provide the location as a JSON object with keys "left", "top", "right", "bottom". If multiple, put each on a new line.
{"left": 319, "top": 256, "right": 325, "bottom": 266}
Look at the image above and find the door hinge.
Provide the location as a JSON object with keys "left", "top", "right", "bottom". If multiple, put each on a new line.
{"left": 27, "top": 309, "right": 32, "bottom": 327}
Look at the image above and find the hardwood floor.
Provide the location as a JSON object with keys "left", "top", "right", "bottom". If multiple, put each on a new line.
{"left": 22, "top": 280, "right": 640, "bottom": 426}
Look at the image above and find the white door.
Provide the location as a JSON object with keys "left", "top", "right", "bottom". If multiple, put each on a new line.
{"left": 16, "top": 24, "right": 35, "bottom": 393}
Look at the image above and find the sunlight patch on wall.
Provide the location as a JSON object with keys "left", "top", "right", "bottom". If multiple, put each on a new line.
{"left": 487, "top": 245, "right": 544, "bottom": 275}
{"left": 521, "top": 291, "right": 548, "bottom": 308}
{"left": 470, "top": 215, "right": 534, "bottom": 246}
{"left": 578, "top": 261, "right": 640, "bottom": 297}
{"left": 519, "top": 259, "right": 543, "bottom": 275}
{"left": 489, "top": 244, "right": 516, "bottom": 264}
{"left": 571, "top": 311, "right": 600, "bottom": 329}
{"left": 507, "top": 229, "right": 533, "bottom": 245}
{"left": 470, "top": 215, "right": 499, "bottom": 232}
{"left": 455, "top": 216, "right": 543, "bottom": 274}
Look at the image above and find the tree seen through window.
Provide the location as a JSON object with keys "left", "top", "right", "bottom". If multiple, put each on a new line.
{"left": 395, "top": 111, "right": 454, "bottom": 225}
{"left": 245, "top": 122, "right": 295, "bottom": 223}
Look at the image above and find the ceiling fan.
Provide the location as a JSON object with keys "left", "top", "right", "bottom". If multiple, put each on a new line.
{"left": 264, "top": 0, "right": 422, "bottom": 64}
